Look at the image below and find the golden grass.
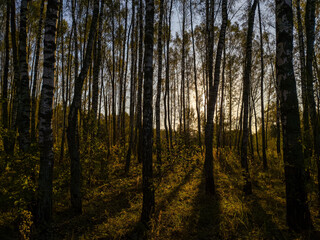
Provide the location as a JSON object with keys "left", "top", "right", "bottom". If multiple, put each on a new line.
{"left": 1, "top": 143, "right": 320, "bottom": 239}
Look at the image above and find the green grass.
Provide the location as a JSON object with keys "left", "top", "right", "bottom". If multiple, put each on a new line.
{"left": 1, "top": 143, "right": 320, "bottom": 239}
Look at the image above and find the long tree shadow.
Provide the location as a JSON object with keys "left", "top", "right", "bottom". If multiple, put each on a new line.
{"left": 184, "top": 171, "right": 221, "bottom": 240}
{"left": 247, "top": 197, "right": 287, "bottom": 240}
{"left": 123, "top": 164, "right": 198, "bottom": 240}
{"left": 156, "top": 164, "right": 197, "bottom": 212}
{"left": 247, "top": 191, "right": 320, "bottom": 240}
{"left": 53, "top": 187, "right": 132, "bottom": 239}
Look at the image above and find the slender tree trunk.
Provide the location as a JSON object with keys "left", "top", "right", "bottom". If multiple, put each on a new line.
{"left": 60, "top": 27, "right": 73, "bottom": 163}
{"left": 217, "top": 48, "right": 226, "bottom": 151}
{"left": 186, "top": 62, "right": 190, "bottom": 133}
{"left": 58, "top": 2, "right": 66, "bottom": 163}
{"left": 2, "top": 0, "right": 10, "bottom": 154}
{"left": 240, "top": 0, "right": 258, "bottom": 195}
{"left": 72, "top": 0, "right": 79, "bottom": 89}
{"left": 265, "top": 80, "right": 271, "bottom": 149}
{"left": 141, "top": 0, "right": 155, "bottom": 226}
{"left": 258, "top": 1, "right": 267, "bottom": 170}
{"left": 18, "top": 0, "right": 31, "bottom": 152}
{"left": 67, "top": 0, "right": 99, "bottom": 215}
{"left": 314, "top": 53, "right": 320, "bottom": 86}
{"left": 163, "top": 0, "right": 173, "bottom": 150}
{"left": 111, "top": 3, "right": 117, "bottom": 145}
{"left": 266, "top": 37, "right": 281, "bottom": 156}
{"left": 31, "top": 0, "right": 45, "bottom": 143}
{"left": 167, "top": 0, "right": 173, "bottom": 150}
{"left": 136, "top": 0, "right": 144, "bottom": 163}
{"left": 92, "top": 0, "right": 104, "bottom": 129}
{"left": 181, "top": 0, "right": 186, "bottom": 137}
{"left": 276, "top": 0, "right": 311, "bottom": 231}
{"left": 156, "top": 0, "right": 164, "bottom": 167}
{"left": 276, "top": 95, "right": 281, "bottom": 155}
{"left": 204, "top": 0, "right": 228, "bottom": 195}
{"left": 190, "top": 0, "right": 201, "bottom": 149}
{"left": 179, "top": 79, "right": 182, "bottom": 135}
{"left": 36, "top": 0, "right": 59, "bottom": 235}
{"left": 163, "top": 5, "right": 169, "bottom": 152}
{"left": 305, "top": 0, "right": 320, "bottom": 200}
{"left": 122, "top": 27, "right": 130, "bottom": 143}
{"left": 249, "top": 101, "right": 254, "bottom": 160}
{"left": 251, "top": 93, "right": 261, "bottom": 160}
{"left": 173, "top": 68, "right": 176, "bottom": 134}
{"left": 125, "top": 1, "right": 137, "bottom": 174}
{"left": 97, "top": 62, "right": 104, "bottom": 134}
{"left": 82, "top": 0, "right": 90, "bottom": 64}
{"left": 236, "top": 101, "right": 243, "bottom": 152}
{"left": 118, "top": 0, "right": 128, "bottom": 143}
{"left": 229, "top": 56, "right": 233, "bottom": 149}
{"left": 295, "top": 0, "right": 312, "bottom": 169}
{"left": 8, "top": 0, "right": 20, "bottom": 154}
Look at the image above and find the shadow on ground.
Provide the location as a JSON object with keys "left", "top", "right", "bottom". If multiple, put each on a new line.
{"left": 53, "top": 188, "right": 131, "bottom": 239}
{"left": 182, "top": 170, "right": 221, "bottom": 240}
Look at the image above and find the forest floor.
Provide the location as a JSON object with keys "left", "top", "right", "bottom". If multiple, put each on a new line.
{"left": 1, "top": 145, "right": 320, "bottom": 239}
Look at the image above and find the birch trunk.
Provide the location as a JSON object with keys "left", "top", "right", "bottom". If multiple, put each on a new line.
{"left": 37, "top": 0, "right": 59, "bottom": 234}
{"left": 204, "top": 0, "right": 228, "bottom": 195}
{"left": 141, "top": 0, "right": 155, "bottom": 226}
{"left": 276, "top": 0, "right": 311, "bottom": 231}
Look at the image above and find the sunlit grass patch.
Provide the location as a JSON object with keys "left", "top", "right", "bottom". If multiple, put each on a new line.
{"left": 1, "top": 141, "right": 320, "bottom": 239}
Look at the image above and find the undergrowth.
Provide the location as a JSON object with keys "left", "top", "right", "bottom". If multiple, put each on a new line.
{"left": 1, "top": 139, "right": 320, "bottom": 239}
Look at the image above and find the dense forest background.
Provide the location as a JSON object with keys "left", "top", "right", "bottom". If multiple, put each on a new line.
{"left": 0, "top": 0, "right": 320, "bottom": 239}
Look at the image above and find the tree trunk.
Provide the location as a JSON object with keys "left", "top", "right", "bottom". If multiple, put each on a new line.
{"left": 92, "top": 0, "right": 104, "bottom": 131}
{"left": 240, "top": 0, "right": 258, "bottom": 195}
{"left": 190, "top": 0, "right": 201, "bottom": 149}
{"left": 67, "top": 0, "right": 99, "bottom": 215}
{"left": 251, "top": 92, "right": 261, "bottom": 160}
{"left": 18, "top": 0, "right": 31, "bottom": 152}
{"left": 217, "top": 48, "right": 226, "bottom": 151}
{"left": 136, "top": 0, "right": 144, "bottom": 163}
{"left": 276, "top": 0, "right": 311, "bottom": 231}
{"left": 89, "top": 0, "right": 104, "bottom": 180}
{"left": 31, "top": 0, "right": 45, "bottom": 143}
{"left": 249, "top": 100, "right": 254, "bottom": 160}
{"left": 265, "top": 80, "right": 271, "bottom": 149}
{"left": 58, "top": 2, "right": 65, "bottom": 164}
{"left": 122, "top": 29, "right": 130, "bottom": 143}
{"left": 204, "top": 0, "right": 227, "bottom": 195}
{"left": 276, "top": 96, "right": 281, "bottom": 155}
{"left": 111, "top": 3, "right": 117, "bottom": 145}
{"left": 266, "top": 36, "right": 281, "bottom": 156}
{"left": 2, "top": 0, "right": 10, "bottom": 154}
{"left": 60, "top": 26, "right": 73, "bottom": 163}
{"left": 258, "top": 1, "right": 267, "bottom": 170}
{"left": 236, "top": 100, "right": 243, "bottom": 152}
{"left": 118, "top": 0, "right": 128, "bottom": 143}
{"left": 295, "top": 0, "right": 312, "bottom": 170}
{"left": 156, "top": 0, "right": 164, "bottom": 167}
{"left": 163, "top": 0, "right": 173, "bottom": 152}
{"left": 229, "top": 56, "right": 233, "bottom": 149}
{"left": 163, "top": 1, "right": 170, "bottom": 152}
{"left": 141, "top": 0, "right": 155, "bottom": 226}
{"left": 314, "top": 53, "right": 320, "bottom": 86}
{"left": 36, "top": 0, "right": 59, "bottom": 235}
{"left": 125, "top": 1, "right": 137, "bottom": 174}
{"left": 305, "top": 0, "right": 320, "bottom": 200}
{"left": 8, "top": 0, "right": 20, "bottom": 154}
{"left": 181, "top": 0, "right": 186, "bottom": 137}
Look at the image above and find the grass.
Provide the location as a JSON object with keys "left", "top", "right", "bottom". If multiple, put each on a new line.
{"left": 1, "top": 142, "right": 320, "bottom": 239}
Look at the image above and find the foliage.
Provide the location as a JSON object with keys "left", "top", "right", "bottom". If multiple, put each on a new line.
{"left": 0, "top": 151, "right": 39, "bottom": 239}
{"left": 1, "top": 134, "right": 320, "bottom": 239}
